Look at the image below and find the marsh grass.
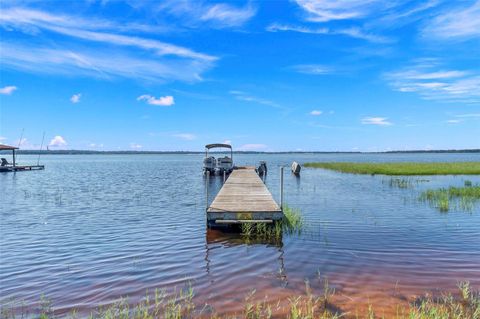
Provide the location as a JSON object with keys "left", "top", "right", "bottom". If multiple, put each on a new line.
{"left": 420, "top": 185, "right": 480, "bottom": 212}
{"left": 304, "top": 162, "right": 480, "bottom": 175}
{"left": 240, "top": 205, "right": 304, "bottom": 239}
{"left": 2, "top": 282, "right": 478, "bottom": 319}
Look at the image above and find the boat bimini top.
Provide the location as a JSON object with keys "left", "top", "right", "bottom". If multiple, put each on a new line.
{"left": 204, "top": 143, "right": 233, "bottom": 174}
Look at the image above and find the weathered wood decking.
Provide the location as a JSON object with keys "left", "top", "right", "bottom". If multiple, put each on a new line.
{"left": 207, "top": 167, "right": 283, "bottom": 225}
{"left": 0, "top": 165, "right": 45, "bottom": 172}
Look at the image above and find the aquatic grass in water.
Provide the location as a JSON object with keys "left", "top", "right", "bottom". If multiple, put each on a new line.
{"left": 2, "top": 282, "right": 478, "bottom": 319}
{"left": 304, "top": 162, "right": 480, "bottom": 175}
{"left": 419, "top": 185, "right": 480, "bottom": 212}
{"left": 240, "top": 205, "right": 304, "bottom": 238}
{"left": 282, "top": 205, "right": 304, "bottom": 235}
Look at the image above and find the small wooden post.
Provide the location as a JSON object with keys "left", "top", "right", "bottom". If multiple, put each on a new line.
{"left": 206, "top": 170, "right": 210, "bottom": 210}
{"left": 12, "top": 149, "right": 16, "bottom": 167}
{"left": 223, "top": 170, "right": 226, "bottom": 184}
{"left": 280, "top": 166, "right": 284, "bottom": 210}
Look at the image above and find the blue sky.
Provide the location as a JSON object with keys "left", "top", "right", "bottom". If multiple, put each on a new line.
{"left": 0, "top": 0, "right": 479, "bottom": 151}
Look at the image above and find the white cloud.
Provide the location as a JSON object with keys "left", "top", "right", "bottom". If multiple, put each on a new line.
{"left": 223, "top": 139, "right": 232, "bottom": 145}
{"left": 49, "top": 135, "right": 67, "bottom": 147}
{"left": 295, "top": 0, "right": 380, "bottom": 22}
{"left": 0, "top": 136, "right": 6, "bottom": 142}
{"left": 267, "top": 23, "right": 328, "bottom": 34}
{"left": 386, "top": 60, "right": 480, "bottom": 103}
{"left": 310, "top": 110, "right": 323, "bottom": 116}
{"left": 130, "top": 143, "right": 142, "bottom": 150}
{"left": 137, "top": 95, "right": 174, "bottom": 106}
{"left": 455, "top": 113, "right": 480, "bottom": 118}
{"left": 0, "top": 86, "right": 18, "bottom": 95}
{"left": 266, "top": 23, "right": 390, "bottom": 43}
{"left": 291, "top": 64, "right": 332, "bottom": 75}
{"left": 0, "top": 8, "right": 216, "bottom": 82}
{"left": 229, "top": 90, "right": 282, "bottom": 109}
{"left": 446, "top": 119, "right": 462, "bottom": 124}
{"left": 70, "top": 93, "right": 81, "bottom": 103}
{"left": 172, "top": 133, "right": 196, "bottom": 140}
{"left": 361, "top": 117, "right": 392, "bottom": 126}
{"left": 159, "top": 1, "right": 256, "bottom": 28}
{"left": 238, "top": 144, "right": 268, "bottom": 151}
{"left": 2, "top": 43, "right": 213, "bottom": 82}
{"left": 200, "top": 3, "right": 256, "bottom": 27}
{"left": 423, "top": 1, "right": 480, "bottom": 40}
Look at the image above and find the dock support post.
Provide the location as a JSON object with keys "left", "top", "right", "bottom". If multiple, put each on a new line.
{"left": 280, "top": 166, "right": 284, "bottom": 210}
{"left": 206, "top": 170, "right": 210, "bottom": 211}
{"left": 223, "top": 170, "right": 226, "bottom": 184}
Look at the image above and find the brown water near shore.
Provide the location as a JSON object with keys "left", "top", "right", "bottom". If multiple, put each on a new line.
{"left": 1, "top": 154, "right": 480, "bottom": 317}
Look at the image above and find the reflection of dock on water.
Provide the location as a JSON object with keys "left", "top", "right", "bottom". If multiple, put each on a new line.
{"left": 0, "top": 144, "right": 45, "bottom": 172}
{"left": 206, "top": 167, "right": 283, "bottom": 227}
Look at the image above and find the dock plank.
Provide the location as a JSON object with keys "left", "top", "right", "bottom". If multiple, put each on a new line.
{"left": 207, "top": 168, "right": 283, "bottom": 223}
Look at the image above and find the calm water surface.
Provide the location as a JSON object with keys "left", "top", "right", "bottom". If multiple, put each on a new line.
{"left": 1, "top": 153, "right": 480, "bottom": 317}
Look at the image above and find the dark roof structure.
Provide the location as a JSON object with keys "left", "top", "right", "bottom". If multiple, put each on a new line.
{"left": 0, "top": 144, "right": 19, "bottom": 151}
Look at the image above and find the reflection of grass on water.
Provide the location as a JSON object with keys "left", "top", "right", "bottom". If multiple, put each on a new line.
{"left": 304, "top": 162, "right": 480, "bottom": 175}
{"left": 2, "top": 282, "right": 478, "bottom": 319}
{"left": 420, "top": 184, "right": 480, "bottom": 212}
{"left": 386, "top": 177, "right": 430, "bottom": 189}
{"left": 240, "top": 205, "right": 304, "bottom": 239}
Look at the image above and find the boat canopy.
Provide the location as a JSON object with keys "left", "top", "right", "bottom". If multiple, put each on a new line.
{"left": 0, "top": 144, "right": 19, "bottom": 151}
{"left": 205, "top": 143, "right": 232, "bottom": 149}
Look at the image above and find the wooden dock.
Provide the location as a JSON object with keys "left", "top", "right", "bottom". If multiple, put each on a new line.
{"left": 207, "top": 167, "right": 283, "bottom": 225}
{"left": 0, "top": 165, "right": 45, "bottom": 172}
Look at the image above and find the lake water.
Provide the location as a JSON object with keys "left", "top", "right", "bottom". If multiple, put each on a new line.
{"left": 1, "top": 153, "right": 480, "bottom": 317}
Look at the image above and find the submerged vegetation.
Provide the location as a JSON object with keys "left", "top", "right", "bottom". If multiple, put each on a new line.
{"left": 420, "top": 184, "right": 480, "bottom": 212}
{"left": 2, "top": 282, "right": 478, "bottom": 319}
{"left": 240, "top": 205, "right": 304, "bottom": 238}
{"left": 304, "top": 162, "right": 480, "bottom": 176}
{"left": 384, "top": 177, "right": 430, "bottom": 189}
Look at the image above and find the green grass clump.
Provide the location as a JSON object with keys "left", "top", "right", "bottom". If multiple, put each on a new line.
{"left": 282, "top": 205, "right": 304, "bottom": 235}
{"left": 2, "top": 282, "right": 478, "bottom": 319}
{"left": 239, "top": 205, "right": 304, "bottom": 239}
{"left": 420, "top": 185, "right": 480, "bottom": 212}
{"left": 304, "top": 162, "right": 480, "bottom": 176}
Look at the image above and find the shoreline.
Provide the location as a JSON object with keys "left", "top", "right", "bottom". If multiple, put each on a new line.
{"left": 8, "top": 149, "right": 480, "bottom": 155}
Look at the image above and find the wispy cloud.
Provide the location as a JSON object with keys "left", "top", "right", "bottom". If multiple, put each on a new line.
{"left": 446, "top": 119, "right": 462, "bottom": 124}
{"left": 266, "top": 23, "right": 390, "bottom": 43}
{"left": 291, "top": 64, "right": 333, "bottom": 75}
{"left": 310, "top": 110, "right": 323, "bottom": 116}
{"left": 70, "top": 93, "right": 81, "bottom": 103}
{"left": 200, "top": 3, "right": 256, "bottom": 27}
{"left": 229, "top": 90, "right": 282, "bottom": 109}
{"left": 294, "top": 0, "right": 382, "bottom": 22}
{"left": 158, "top": 0, "right": 256, "bottom": 28}
{"left": 455, "top": 113, "right": 480, "bottom": 118}
{"left": 137, "top": 95, "right": 175, "bottom": 106}
{"left": 361, "top": 117, "right": 392, "bottom": 126}
{"left": 49, "top": 135, "right": 67, "bottom": 147}
{"left": 0, "top": 86, "right": 18, "bottom": 95}
{"left": 423, "top": 1, "right": 480, "bottom": 40}
{"left": 2, "top": 43, "right": 212, "bottom": 82}
{"left": 172, "top": 133, "right": 197, "bottom": 140}
{"left": 0, "top": 7, "right": 217, "bottom": 82}
{"left": 385, "top": 60, "right": 480, "bottom": 103}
